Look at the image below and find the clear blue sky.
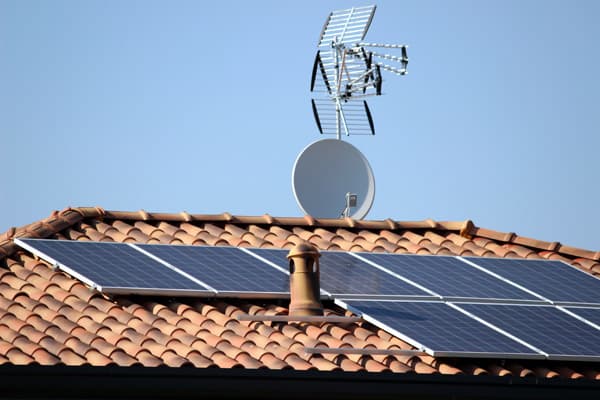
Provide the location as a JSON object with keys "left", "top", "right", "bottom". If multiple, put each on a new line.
{"left": 1, "top": 1, "right": 599, "bottom": 250}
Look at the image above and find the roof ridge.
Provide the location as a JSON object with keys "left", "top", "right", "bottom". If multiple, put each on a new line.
{"left": 473, "top": 227, "right": 600, "bottom": 261}
{"left": 0, "top": 206, "right": 598, "bottom": 262}
{"left": 100, "top": 209, "right": 471, "bottom": 231}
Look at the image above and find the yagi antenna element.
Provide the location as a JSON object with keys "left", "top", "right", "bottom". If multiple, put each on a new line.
{"left": 310, "top": 5, "right": 408, "bottom": 138}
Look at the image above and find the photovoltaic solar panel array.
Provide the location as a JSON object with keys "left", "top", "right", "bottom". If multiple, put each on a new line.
{"left": 15, "top": 238, "right": 600, "bottom": 362}
{"left": 16, "top": 239, "right": 289, "bottom": 298}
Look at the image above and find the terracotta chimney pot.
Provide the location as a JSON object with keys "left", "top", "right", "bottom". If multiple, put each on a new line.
{"left": 287, "top": 242, "right": 323, "bottom": 316}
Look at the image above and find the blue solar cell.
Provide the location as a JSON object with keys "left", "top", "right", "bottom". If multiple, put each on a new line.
{"left": 459, "top": 303, "right": 600, "bottom": 360}
{"left": 245, "top": 248, "right": 289, "bottom": 271}
{"left": 359, "top": 253, "right": 538, "bottom": 301}
{"left": 342, "top": 300, "right": 540, "bottom": 358}
{"left": 18, "top": 239, "right": 206, "bottom": 292}
{"left": 564, "top": 307, "right": 600, "bottom": 328}
{"left": 249, "top": 249, "right": 432, "bottom": 298}
{"left": 465, "top": 257, "right": 600, "bottom": 304}
{"left": 138, "top": 244, "right": 289, "bottom": 295}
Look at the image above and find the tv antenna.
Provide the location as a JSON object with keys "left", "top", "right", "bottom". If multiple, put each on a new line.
{"left": 310, "top": 5, "right": 408, "bottom": 138}
{"left": 293, "top": 5, "right": 409, "bottom": 220}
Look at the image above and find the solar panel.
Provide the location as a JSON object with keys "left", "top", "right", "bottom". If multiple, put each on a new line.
{"left": 249, "top": 249, "right": 434, "bottom": 299}
{"left": 137, "top": 244, "right": 289, "bottom": 297}
{"left": 464, "top": 257, "right": 600, "bottom": 305}
{"left": 16, "top": 238, "right": 211, "bottom": 295}
{"left": 318, "top": 5, "right": 376, "bottom": 47}
{"left": 459, "top": 303, "right": 600, "bottom": 361}
{"left": 357, "top": 253, "right": 539, "bottom": 301}
{"left": 339, "top": 300, "right": 543, "bottom": 359}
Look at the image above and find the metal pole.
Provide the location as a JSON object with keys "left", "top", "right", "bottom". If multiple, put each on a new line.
{"left": 335, "top": 99, "right": 342, "bottom": 140}
{"left": 332, "top": 38, "right": 341, "bottom": 140}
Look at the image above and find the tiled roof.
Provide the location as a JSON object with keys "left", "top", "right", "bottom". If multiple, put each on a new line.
{"left": 1, "top": 207, "right": 599, "bottom": 380}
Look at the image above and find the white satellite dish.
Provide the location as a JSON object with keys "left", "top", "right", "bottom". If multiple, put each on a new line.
{"left": 292, "top": 139, "right": 375, "bottom": 219}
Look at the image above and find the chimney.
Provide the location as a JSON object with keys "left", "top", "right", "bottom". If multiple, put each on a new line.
{"left": 287, "top": 242, "right": 323, "bottom": 316}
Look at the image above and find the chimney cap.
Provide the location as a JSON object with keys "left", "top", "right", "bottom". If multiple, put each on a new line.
{"left": 287, "top": 242, "right": 321, "bottom": 259}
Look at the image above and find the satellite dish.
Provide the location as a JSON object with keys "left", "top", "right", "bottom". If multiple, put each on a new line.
{"left": 292, "top": 139, "right": 375, "bottom": 219}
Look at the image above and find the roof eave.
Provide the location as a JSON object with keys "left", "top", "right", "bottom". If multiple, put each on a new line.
{"left": 1, "top": 365, "right": 599, "bottom": 400}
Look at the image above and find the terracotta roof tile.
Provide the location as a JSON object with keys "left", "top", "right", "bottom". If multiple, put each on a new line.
{"left": 534, "top": 366, "right": 561, "bottom": 379}
{"left": 82, "top": 349, "right": 113, "bottom": 366}
{"left": 76, "top": 225, "right": 108, "bottom": 242}
{"left": 184, "top": 350, "right": 216, "bottom": 368}
{"left": 25, "top": 314, "right": 57, "bottom": 335}
{"left": 572, "top": 258, "right": 600, "bottom": 272}
{"left": 557, "top": 367, "right": 585, "bottom": 380}
{"left": 60, "top": 228, "right": 89, "bottom": 241}
{"left": 109, "top": 349, "right": 140, "bottom": 366}
{"left": 134, "top": 349, "right": 163, "bottom": 367}
{"left": 183, "top": 338, "right": 220, "bottom": 360}
{"left": 5, "top": 347, "right": 37, "bottom": 364}
{"left": 44, "top": 325, "right": 71, "bottom": 344}
{"left": 502, "top": 243, "right": 539, "bottom": 258}
{"left": 308, "top": 355, "right": 342, "bottom": 371}
{"left": 246, "top": 225, "right": 273, "bottom": 240}
{"left": 329, "top": 355, "right": 363, "bottom": 371}
{"left": 212, "top": 352, "right": 243, "bottom": 369}
{"left": 383, "top": 356, "right": 414, "bottom": 373}
{"left": 254, "top": 350, "right": 290, "bottom": 369}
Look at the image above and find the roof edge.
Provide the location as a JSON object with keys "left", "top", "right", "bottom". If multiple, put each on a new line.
{"left": 0, "top": 207, "right": 106, "bottom": 259}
